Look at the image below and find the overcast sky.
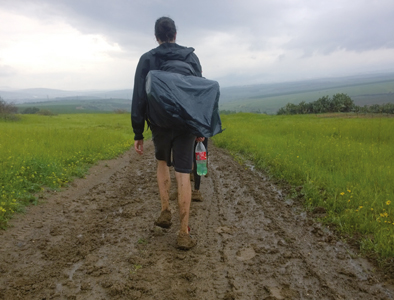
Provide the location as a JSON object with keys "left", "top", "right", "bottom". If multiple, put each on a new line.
{"left": 1, "top": 0, "right": 394, "bottom": 90}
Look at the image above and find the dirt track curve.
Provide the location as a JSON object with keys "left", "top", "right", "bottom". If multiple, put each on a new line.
{"left": 1, "top": 140, "right": 393, "bottom": 300}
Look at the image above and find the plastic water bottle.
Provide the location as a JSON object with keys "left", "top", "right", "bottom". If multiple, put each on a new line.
{"left": 195, "top": 141, "right": 207, "bottom": 176}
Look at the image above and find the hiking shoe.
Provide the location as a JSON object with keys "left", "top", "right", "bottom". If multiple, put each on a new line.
{"left": 154, "top": 210, "right": 172, "bottom": 228}
{"left": 177, "top": 232, "right": 196, "bottom": 250}
{"left": 191, "top": 190, "right": 203, "bottom": 202}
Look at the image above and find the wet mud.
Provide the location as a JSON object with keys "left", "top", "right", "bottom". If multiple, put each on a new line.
{"left": 0, "top": 140, "right": 393, "bottom": 299}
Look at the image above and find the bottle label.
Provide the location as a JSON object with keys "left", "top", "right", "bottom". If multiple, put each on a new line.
{"left": 196, "top": 151, "right": 207, "bottom": 161}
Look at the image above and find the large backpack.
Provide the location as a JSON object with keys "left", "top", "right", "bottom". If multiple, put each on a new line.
{"left": 145, "top": 60, "right": 222, "bottom": 137}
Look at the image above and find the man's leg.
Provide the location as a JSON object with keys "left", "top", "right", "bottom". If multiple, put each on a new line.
{"left": 191, "top": 139, "right": 206, "bottom": 202}
{"left": 192, "top": 162, "right": 203, "bottom": 201}
{"left": 154, "top": 160, "right": 172, "bottom": 228}
{"left": 171, "top": 130, "right": 196, "bottom": 249}
{"left": 157, "top": 160, "right": 170, "bottom": 211}
{"left": 193, "top": 141, "right": 201, "bottom": 191}
{"left": 175, "top": 171, "right": 192, "bottom": 234}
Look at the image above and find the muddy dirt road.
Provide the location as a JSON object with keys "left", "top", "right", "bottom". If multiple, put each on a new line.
{"left": 0, "top": 141, "right": 393, "bottom": 299}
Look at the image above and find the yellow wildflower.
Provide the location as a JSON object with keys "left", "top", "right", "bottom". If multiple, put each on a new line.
{"left": 386, "top": 200, "right": 391, "bottom": 205}
{"left": 340, "top": 192, "right": 345, "bottom": 196}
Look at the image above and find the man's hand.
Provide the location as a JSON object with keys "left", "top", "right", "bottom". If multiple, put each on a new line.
{"left": 196, "top": 137, "right": 205, "bottom": 142}
{"left": 134, "top": 140, "right": 144, "bottom": 155}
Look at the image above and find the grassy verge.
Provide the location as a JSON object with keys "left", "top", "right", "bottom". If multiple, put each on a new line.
{"left": 0, "top": 114, "right": 150, "bottom": 227}
{"left": 212, "top": 113, "right": 394, "bottom": 259}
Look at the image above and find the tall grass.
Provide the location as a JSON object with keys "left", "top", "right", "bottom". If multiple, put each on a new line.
{"left": 0, "top": 114, "right": 147, "bottom": 227}
{"left": 213, "top": 113, "right": 394, "bottom": 258}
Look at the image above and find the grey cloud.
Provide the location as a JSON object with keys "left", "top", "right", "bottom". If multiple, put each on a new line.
{"left": 1, "top": 0, "right": 302, "bottom": 49}
{"left": 285, "top": 1, "right": 394, "bottom": 55}
{"left": 3, "top": 0, "right": 394, "bottom": 55}
{"left": 2, "top": 0, "right": 394, "bottom": 89}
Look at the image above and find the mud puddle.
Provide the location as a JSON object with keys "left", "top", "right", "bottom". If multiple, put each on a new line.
{"left": 0, "top": 140, "right": 393, "bottom": 299}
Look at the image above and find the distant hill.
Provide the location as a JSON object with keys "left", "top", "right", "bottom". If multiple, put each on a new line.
{"left": 0, "top": 88, "right": 133, "bottom": 103}
{"left": 16, "top": 99, "right": 131, "bottom": 114}
{"left": 219, "top": 72, "right": 394, "bottom": 114}
{"left": 4, "top": 72, "right": 394, "bottom": 114}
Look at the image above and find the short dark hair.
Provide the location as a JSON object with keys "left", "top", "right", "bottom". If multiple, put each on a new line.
{"left": 155, "top": 17, "right": 177, "bottom": 42}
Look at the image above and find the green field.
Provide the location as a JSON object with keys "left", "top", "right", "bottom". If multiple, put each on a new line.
{"left": 212, "top": 113, "right": 394, "bottom": 259}
{"left": 0, "top": 114, "right": 146, "bottom": 227}
{"left": 2, "top": 111, "right": 394, "bottom": 260}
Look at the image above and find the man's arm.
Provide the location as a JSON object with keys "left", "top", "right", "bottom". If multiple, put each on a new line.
{"left": 131, "top": 54, "right": 151, "bottom": 140}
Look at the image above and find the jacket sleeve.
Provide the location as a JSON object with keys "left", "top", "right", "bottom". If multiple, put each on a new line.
{"left": 131, "top": 54, "right": 151, "bottom": 140}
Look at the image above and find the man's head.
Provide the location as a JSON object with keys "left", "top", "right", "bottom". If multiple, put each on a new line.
{"left": 155, "top": 17, "right": 177, "bottom": 44}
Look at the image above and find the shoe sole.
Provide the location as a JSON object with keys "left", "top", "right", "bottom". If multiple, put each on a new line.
{"left": 154, "top": 221, "right": 172, "bottom": 228}
{"left": 177, "top": 241, "right": 196, "bottom": 250}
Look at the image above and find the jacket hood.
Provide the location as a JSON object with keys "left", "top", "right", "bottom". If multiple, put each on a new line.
{"left": 152, "top": 43, "right": 195, "bottom": 61}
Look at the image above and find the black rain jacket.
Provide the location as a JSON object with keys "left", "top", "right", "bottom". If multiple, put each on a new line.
{"left": 131, "top": 43, "right": 202, "bottom": 140}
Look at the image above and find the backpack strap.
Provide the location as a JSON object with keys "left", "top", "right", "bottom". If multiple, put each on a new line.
{"left": 160, "top": 60, "right": 197, "bottom": 76}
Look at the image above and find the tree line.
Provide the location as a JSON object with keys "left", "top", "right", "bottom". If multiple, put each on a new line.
{"left": 0, "top": 97, "right": 19, "bottom": 121}
{"left": 0, "top": 97, "right": 58, "bottom": 121}
{"left": 277, "top": 93, "right": 394, "bottom": 115}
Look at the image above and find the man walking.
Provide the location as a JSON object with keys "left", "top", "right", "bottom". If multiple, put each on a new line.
{"left": 132, "top": 17, "right": 203, "bottom": 250}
